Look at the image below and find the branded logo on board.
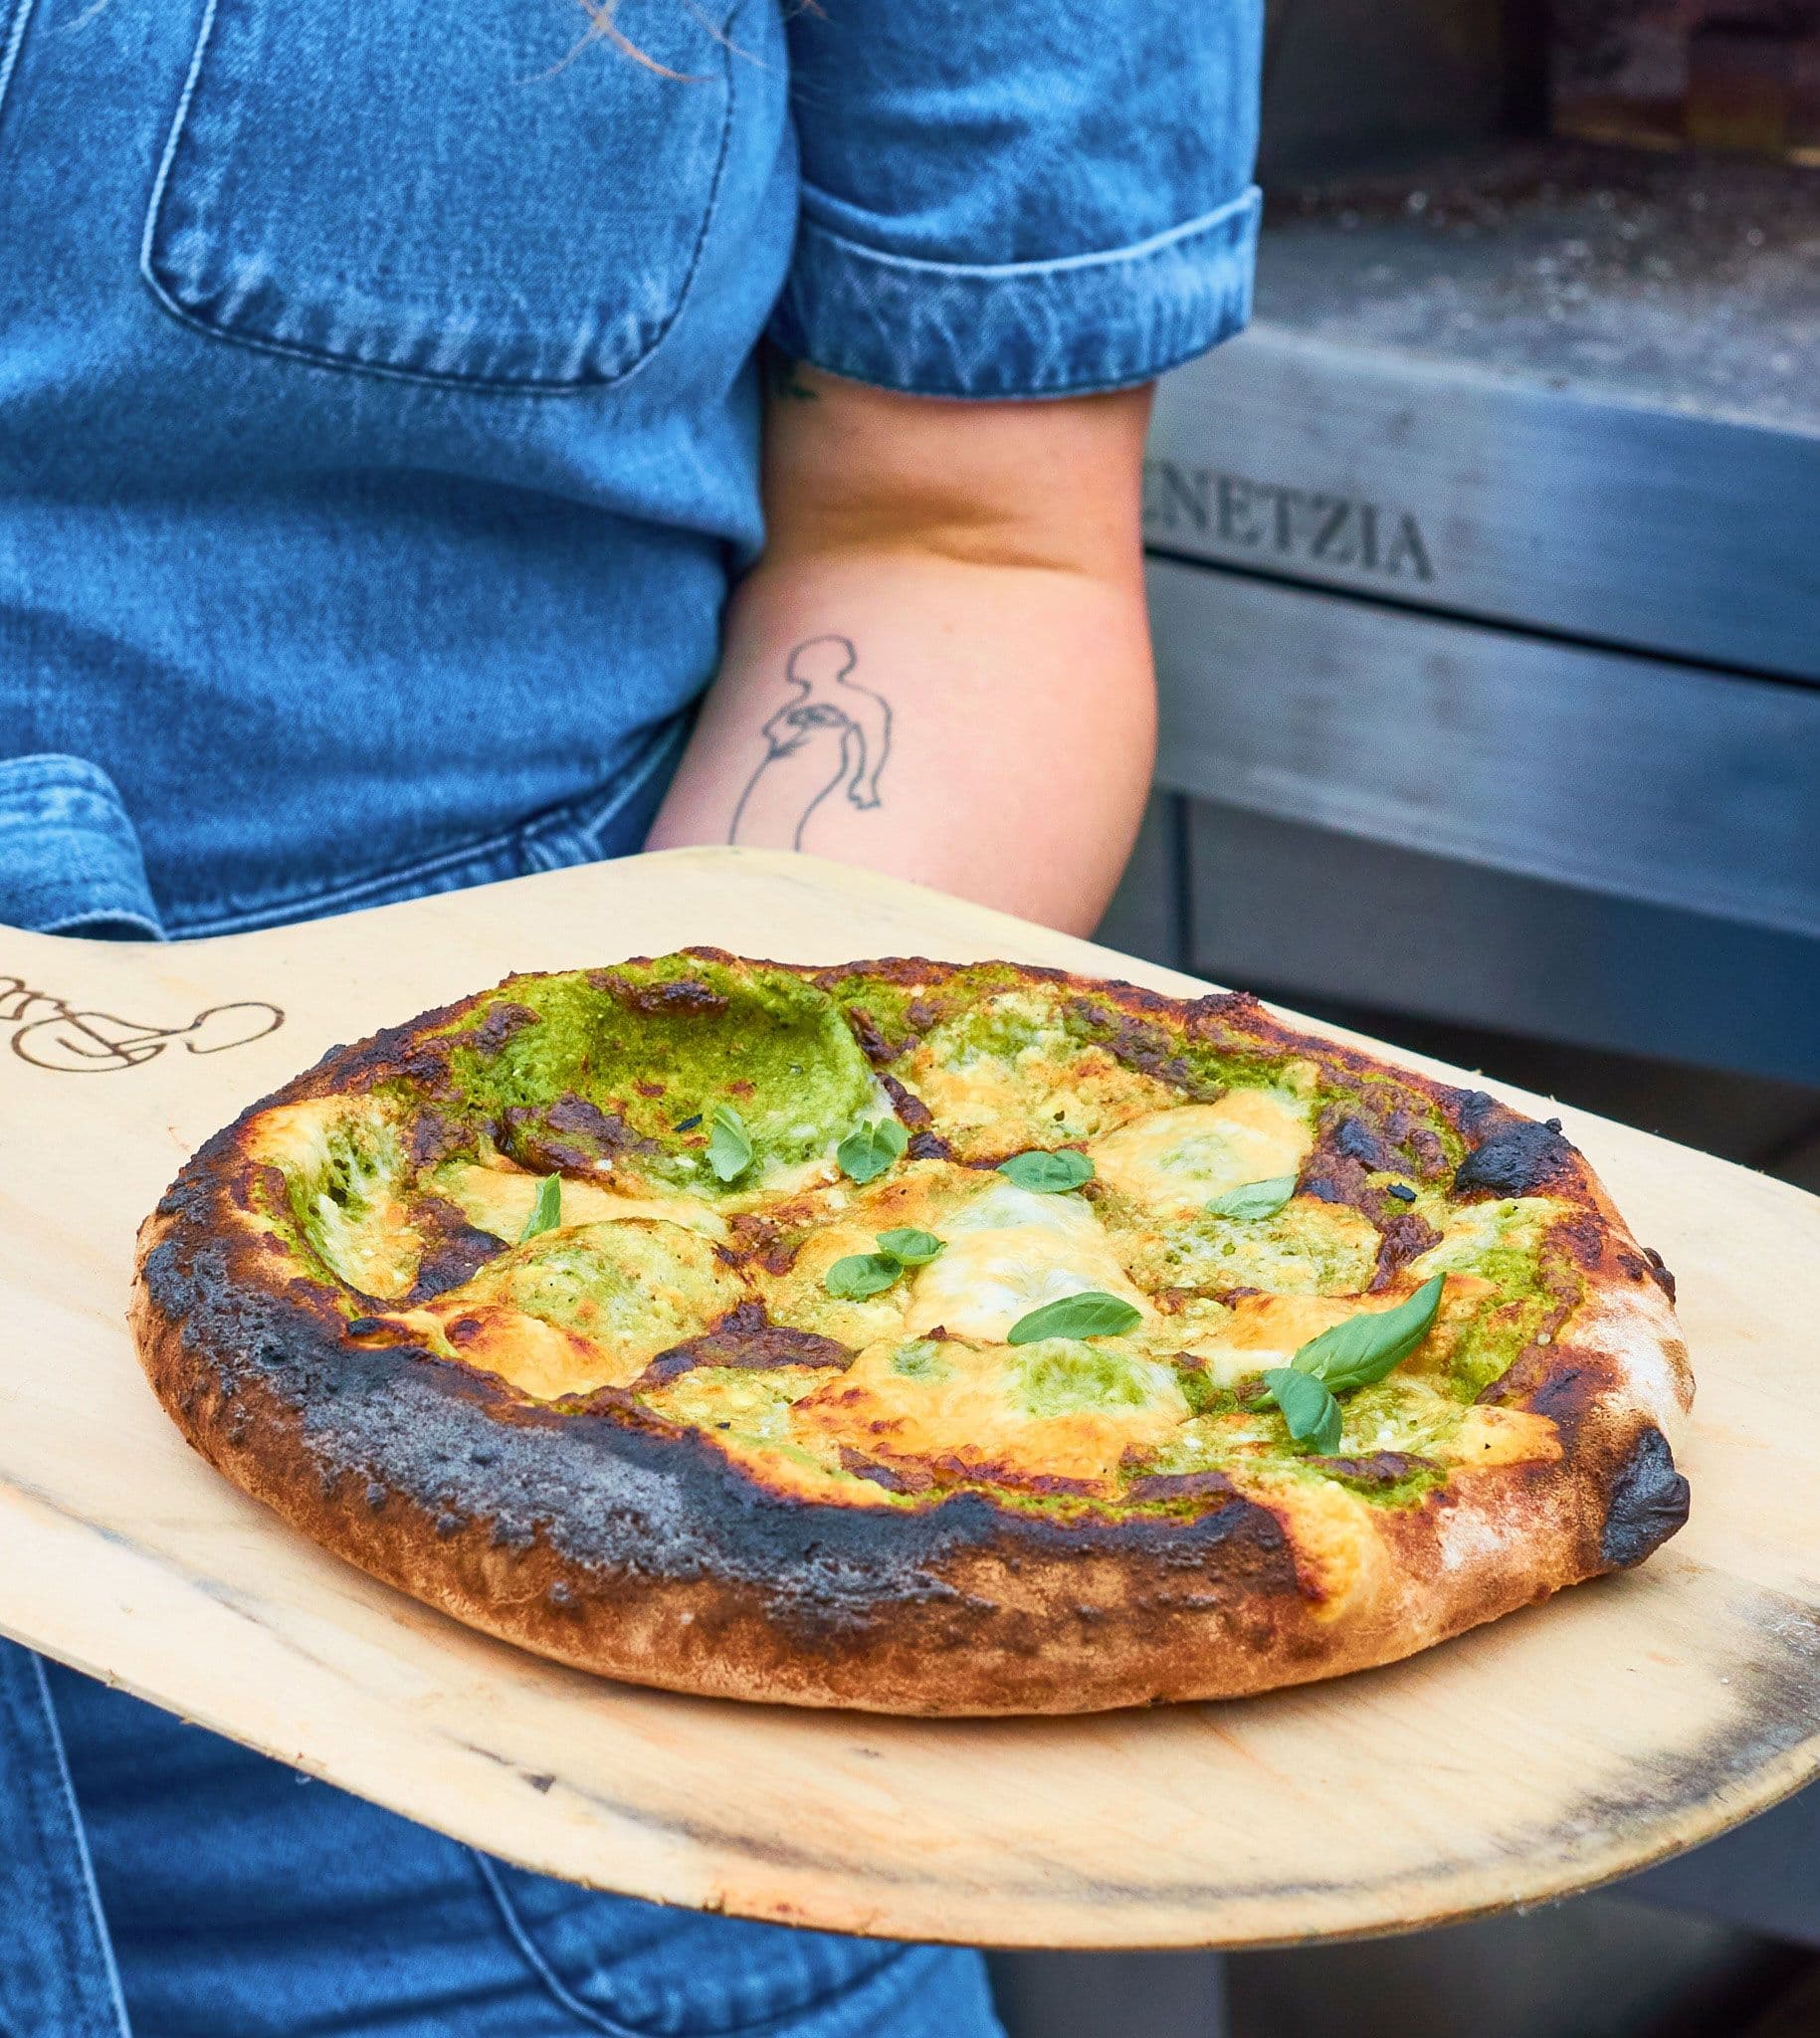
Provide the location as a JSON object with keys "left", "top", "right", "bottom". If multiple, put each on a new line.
{"left": 1142, "top": 460, "right": 1435, "bottom": 584}
{"left": 0, "top": 973, "right": 284, "bottom": 1073}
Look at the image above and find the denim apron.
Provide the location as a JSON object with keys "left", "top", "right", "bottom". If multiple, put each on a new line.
{"left": 2, "top": 0, "right": 1265, "bottom": 2019}
{"left": 0, "top": 741, "right": 1010, "bottom": 2038}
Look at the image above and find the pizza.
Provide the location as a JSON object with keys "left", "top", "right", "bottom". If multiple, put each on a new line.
{"left": 131, "top": 950, "right": 1692, "bottom": 1715}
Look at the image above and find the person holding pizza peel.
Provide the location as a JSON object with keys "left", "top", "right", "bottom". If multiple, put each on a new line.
{"left": 0, "top": 3, "right": 1263, "bottom": 2032}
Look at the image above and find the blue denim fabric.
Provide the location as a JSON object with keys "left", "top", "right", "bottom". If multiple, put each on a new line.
{"left": 11, "top": 1652, "right": 1001, "bottom": 2038}
{"left": 1, "top": 0, "right": 1262, "bottom": 2027}
{"left": 0, "top": 0, "right": 1261, "bottom": 939}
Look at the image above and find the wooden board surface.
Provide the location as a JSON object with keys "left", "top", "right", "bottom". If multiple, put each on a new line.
{"left": 3, "top": 847, "right": 1818, "bottom": 1949}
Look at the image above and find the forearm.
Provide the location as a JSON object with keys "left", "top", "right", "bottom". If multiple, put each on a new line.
{"left": 646, "top": 369, "right": 1157, "bottom": 937}
{"left": 647, "top": 551, "right": 1154, "bottom": 934}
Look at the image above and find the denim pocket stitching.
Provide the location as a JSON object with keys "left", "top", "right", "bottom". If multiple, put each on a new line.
{"left": 20, "top": 1650, "right": 135, "bottom": 2038}
{"left": 472, "top": 1850, "right": 915, "bottom": 2038}
{"left": 0, "top": 0, "right": 42, "bottom": 133}
{"left": 470, "top": 1850, "right": 651, "bottom": 2038}
{"left": 139, "top": 0, "right": 740, "bottom": 396}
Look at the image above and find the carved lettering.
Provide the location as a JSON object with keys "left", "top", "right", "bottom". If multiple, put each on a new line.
{"left": 1142, "top": 460, "right": 1434, "bottom": 585}
{"left": 1217, "top": 474, "right": 1262, "bottom": 547}
{"left": 1310, "top": 496, "right": 1354, "bottom": 565}
{"left": 1383, "top": 513, "right": 1435, "bottom": 582}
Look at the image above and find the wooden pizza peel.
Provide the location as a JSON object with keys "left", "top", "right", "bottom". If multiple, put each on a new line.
{"left": 2, "top": 846, "right": 1817, "bottom": 1949}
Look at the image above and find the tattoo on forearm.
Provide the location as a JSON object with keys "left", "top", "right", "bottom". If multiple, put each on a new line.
{"left": 728, "top": 635, "right": 892, "bottom": 852}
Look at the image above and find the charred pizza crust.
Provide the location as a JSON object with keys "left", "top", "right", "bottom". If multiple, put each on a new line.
{"left": 130, "top": 952, "right": 1693, "bottom": 1715}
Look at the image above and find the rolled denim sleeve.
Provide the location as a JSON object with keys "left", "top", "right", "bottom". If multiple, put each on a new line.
{"left": 769, "top": 1, "right": 1264, "bottom": 399}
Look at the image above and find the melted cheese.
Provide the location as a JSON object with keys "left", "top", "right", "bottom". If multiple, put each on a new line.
{"left": 396, "top": 1305, "right": 621, "bottom": 1401}
{"left": 439, "top": 1160, "right": 726, "bottom": 1242}
{"left": 794, "top": 1337, "right": 1187, "bottom": 1488}
{"left": 1266, "top": 1476, "right": 1383, "bottom": 1616}
{"left": 903, "top": 1180, "right": 1148, "bottom": 1341}
{"left": 1172, "top": 1292, "right": 1378, "bottom": 1383}
{"left": 1088, "top": 1092, "right": 1314, "bottom": 1219}
{"left": 1442, "top": 1405, "right": 1561, "bottom": 1469}
{"left": 249, "top": 1098, "right": 419, "bottom": 1298}
{"left": 900, "top": 991, "right": 1182, "bottom": 1155}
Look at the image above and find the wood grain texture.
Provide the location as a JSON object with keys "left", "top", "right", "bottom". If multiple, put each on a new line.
{"left": 2, "top": 847, "right": 1817, "bottom": 1948}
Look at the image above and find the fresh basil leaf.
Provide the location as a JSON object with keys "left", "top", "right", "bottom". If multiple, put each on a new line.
{"left": 1292, "top": 1273, "right": 1446, "bottom": 1392}
{"left": 825, "top": 1253, "right": 904, "bottom": 1301}
{"left": 838, "top": 1117, "right": 909, "bottom": 1185}
{"left": 517, "top": 1174, "right": 562, "bottom": 1242}
{"left": 1204, "top": 1174, "right": 1297, "bottom": 1221}
{"left": 708, "top": 1102, "right": 753, "bottom": 1184}
{"left": 876, "top": 1227, "right": 944, "bottom": 1267}
{"left": 1007, "top": 1291, "right": 1142, "bottom": 1344}
{"left": 997, "top": 1148, "right": 1095, "bottom": 1193}
{"left": 1261, "top": 1366, "right": 1343, "bottom": 1453}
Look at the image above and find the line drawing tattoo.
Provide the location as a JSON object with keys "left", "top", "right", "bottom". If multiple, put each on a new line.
{"left": 0, "top": 973, "right": 285, "bottom": 1074}
{"left": 727, "top": 635, "right": 892, "bottom": 852}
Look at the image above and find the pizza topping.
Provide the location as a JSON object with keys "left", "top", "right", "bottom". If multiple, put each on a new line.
{"left": 1293, "top": 1274, "right": 1446, "bottom": 1393}
{"left": 1260, "top": 1366, "right": 1342, "bottom": 1453}
{"left": 517, "top": 1174, "right": 561, "bottom": 1242}
{"left": 707, "top": 1103, "right": 754, "bottom": 1184}
{"left": 1088, "top": 1091, "right": 1314, "bottom": 1221}
{"left": 251, "top": 1098, "right": 422, "bottom": 1300}
{"left": 443, "top": 956, "right": 880, "bottom": 1195}
{"left": 837, "top": 1116, "right": 909, "bottom": 1185}
{"left": 434, "top": 1161, "right": 729, "bottom": 1244}
{"left": 400, "top": 1219, "right": 745, "bottom": 1397}
{"left": 1011, "top": 1339, "right": 1180, "bottom": 1416}
{"left": 997, "top": 1148, "right": 1095, "bottom": 1193}
{"left": 1007, "top": 1293, "right": 1144, "bottom": 1344}
{"left": 825, "top": 1253, "right": 904, "bottom": 1301}
{"left": 1249, "top": 1274, "right": 1446, "bottom": 1451}
{"left": 642, "top": 1362, "right": 833, "bottom": 1446}
{"left": 1204, "top": 1175, "right": 1297, "bottom": 1221}
{"left": 1115, "top": 1195, "right": 1380, "bottom": 1302}
{"left": 901, "top": 1179, "right": 1148, "bottom": 1343}
{"left": 237, "top": 956, "right": 1598, "bottom": 1519}
{"left": 790, "top": 1335, "right": 1189, "bottom": 1487}
{"left": 875, "top": 1227, "right": 943, "bottom": 1266}
{"left": 823, "top": 1226, "right": 947, "bottom": 1302}
{"left": 897, "top": 986, "right": 1184, "bottom": 1157}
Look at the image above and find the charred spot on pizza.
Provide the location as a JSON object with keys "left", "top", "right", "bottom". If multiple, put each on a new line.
{"left": 1307, "top": 1451, "right": 1442, "bottom": 1494}
{"left": 1452, "top": 1094, "right": 1580, "bottom": 1198}
{"left": 1642, "top": 1246, "right": 1677, "bottom": 1303}
{"left": 634, "top": 1308, "right": 853, "bottom": 1389}
{"left": 1600, "top": 1426, "right": 1691, "bottom": 1569}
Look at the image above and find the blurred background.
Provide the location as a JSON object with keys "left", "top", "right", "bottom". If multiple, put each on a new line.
{"left": 1001, "top": 0, "right": 1819, "bottom": 2030}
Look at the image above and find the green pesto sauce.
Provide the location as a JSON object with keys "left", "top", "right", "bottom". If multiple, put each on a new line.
{"left": 889, "top": 1339, "right": 954, "bottom": 1382}
{"left": 282, "top": 1107, "right": 415, "bottom": 1295}
{"left": 646, "top": 1364, "right": 825, "bottom": 1444}
{"left": 1011, "top": 1338, "right": 1178, "bottom": 1417}
{"left": 1133, "top": 1196, "right": 1377, "bottom": 1299}
{"left": 463, "top": 1223, "right": 727, "bottom": 1347}
{"left": 440, "top": 958, "right": 878, "bottom": 1190}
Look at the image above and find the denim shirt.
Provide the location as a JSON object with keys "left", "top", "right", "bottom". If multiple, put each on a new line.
{"left": 0, "top": 0, "right": 1261, "bottom": 941}
{"left": 1, "top": 5, "right": 1262, "bottom": 2032}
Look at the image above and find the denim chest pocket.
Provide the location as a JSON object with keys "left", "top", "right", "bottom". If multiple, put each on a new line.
{"left": 143, "top": 0, "right": 738, "bottom": 391}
